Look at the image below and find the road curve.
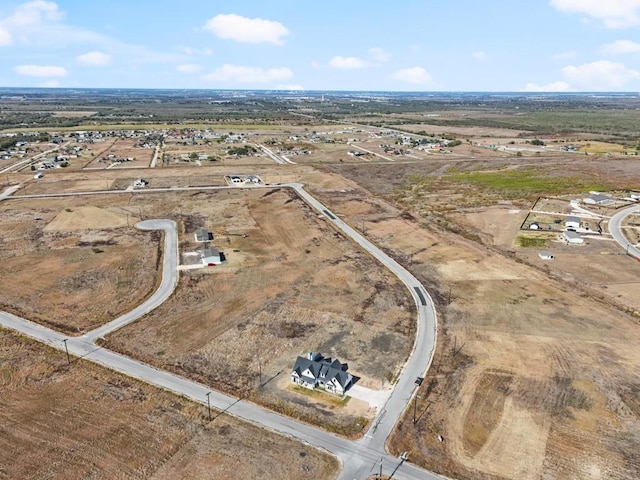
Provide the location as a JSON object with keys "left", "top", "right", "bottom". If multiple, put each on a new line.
{"left": 0, "top": 185, "right": 443, "bottom": 480}
{"left": 83, "top": 219, "right": 178, "bottom": 341}
{"left": 288, "top": 184, "right": 438, "bottom": 452}
{"left": 608, "top": 204, "right": 640, "bottom": 259}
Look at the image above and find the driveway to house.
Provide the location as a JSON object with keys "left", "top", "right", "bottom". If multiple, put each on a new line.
{"left": 0, "top": 183, "right": 442, "bottom": 480}
{"left": 608, "top": 203, "right": 640, "bottom": 259}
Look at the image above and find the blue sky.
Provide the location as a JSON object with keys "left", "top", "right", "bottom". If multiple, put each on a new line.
{"left": 1, "top": 0, "right": 640, "bottom": 91}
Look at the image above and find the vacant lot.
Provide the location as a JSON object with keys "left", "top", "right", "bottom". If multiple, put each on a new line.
{"left": 0, "top": 199, "right": 159, "bottom": 334}
{"left": 323, "top": 159, "right": 640, "bottom": 479}
{"left": 0, "top": 328, "right": 339, "bottom": 479}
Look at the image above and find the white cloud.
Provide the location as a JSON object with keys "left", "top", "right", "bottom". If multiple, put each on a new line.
{"left": 368, "top": 47, "right": 391, "bottom": 63}
{"left": 329, "top": 56, "right": 368, "bottom": 69}
{"left": 14, "top": 64, "right": 67, "bottom": 77}
{"left": 203, "top": 14, "right": 288, "bottom": 44}
{"left": 472, "top": 50, "right": 487, "bottom": 61}
{"left": 0, "top": 0, "right": 62, "bottom": 45}
{"left": 4, "top": 0, "right": 61, "bottom": 28}
{"left": 562, "top": 60, "right": 640, "bottom": 89}
{"left": 176, "top": 46, "right": 214, "bottom": 56}
{"left": 524, "top": 81, "right": 572, "bottom": 92}
{"left": 76, "top": 51, "right": 111, "bottom": 66}
{"left": 552, "top": 51, "right": 577, "bottom": 60}
{"left": 550, "top": 0, "right": 640, "bottom": 28}
{"left": 177, "top": 63, "right": 201, "bottom": 73}
{"left": 202, "top": 64, "right": 293, "bottom": 83}
{"left": 600, "top": 39, "right": 640, "bottom": 55}
{"left": 0, "top": 26, "right": 11, "bottom": 46}
{"left": 392, "top": 66, "right": 433, "bottom": 85}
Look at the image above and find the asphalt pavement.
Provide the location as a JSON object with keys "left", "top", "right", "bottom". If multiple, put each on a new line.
{"left": 608, "top": 203, "right": 640, "bottom": 259}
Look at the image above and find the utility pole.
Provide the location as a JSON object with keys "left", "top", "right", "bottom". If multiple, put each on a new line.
{"left": 379, "top": 457, "right": 383, "bottom": 480}
{"left": 413, "top": 395, "right": 417, "bottom": 424}
{"left": 258, "top": 358, "right": 262, "bottom": 387}
{"left": 205, "top": 392, "right": 212, "bottom": 422}
{"left": 62, "top": 339, "right": 70, "bottom": 366}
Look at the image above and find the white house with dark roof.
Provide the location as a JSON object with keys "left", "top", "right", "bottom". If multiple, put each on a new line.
{"left": 563, "top": 231, "right": 584, "bottom": 244}
{"left": 565, "top": 216, "right": 580, "bottom": 230}
{"left": 194, "top": 227, "right": 213, "bottom": 242}
{"left": 583, "top": 194, "right": 611, "bottom": 205}
{"left": 291, "top": 352, "right": 354, "bottom": 395}
{"left": 201, "top": 247, "right": 222, "bottom": 265}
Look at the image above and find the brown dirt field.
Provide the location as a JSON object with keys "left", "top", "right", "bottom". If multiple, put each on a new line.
{"left": 312, "top": 162, "right": 640, "bottom": 479}
{"left": 0, "top": 198, "right": 158, "bottom": 334}
{"left": 0, "top": 328, "right": 339, "bottom": 480}
{"left": 102, "top": 187, "right": 414, "bottom": 437}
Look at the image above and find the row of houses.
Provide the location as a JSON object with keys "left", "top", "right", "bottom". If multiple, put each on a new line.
{"left": 193, "top": 227, "right": 223, "bottom": 266}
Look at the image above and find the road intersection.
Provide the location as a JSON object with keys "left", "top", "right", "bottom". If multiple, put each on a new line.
{"left": 0, "top": 182, "right": 443, "bottom": 480}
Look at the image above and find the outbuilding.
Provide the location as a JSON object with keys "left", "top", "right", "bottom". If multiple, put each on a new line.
{"left": 563, "top": 231, "right": 584, "bottom": 244}
{"left": 194, "top": 228, "right": 213, "bottom": 242}
{"left": 538, "top": 251, "right": 555, "bottom": 260}
{"left": 565, "top": 216, "right": 580, "bottom": 230}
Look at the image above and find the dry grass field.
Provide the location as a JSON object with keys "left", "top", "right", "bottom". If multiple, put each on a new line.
{"left": 0, "top": 328, "right": 339, "bottom": 480}
{"left": 3, "top": 124, "right": 640, "bottom": 479}
{"left": 103, "top": 187, "right": 415, "bottom": 437}
{"left": 0, "top": 198, "right": 159, "bottom": 334}
{"left": 324, "top": 156, "right": 640, "bottom": 479}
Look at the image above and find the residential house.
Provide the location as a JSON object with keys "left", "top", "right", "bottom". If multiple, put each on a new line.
{"left": 133, "top": 178, "right": 149, "bottom": 187}
{"left": 194, "top": 228, "right": 213, "bottom": 243}
{"left": 565, "top": 216, "right": 580, "bottom": 230}
{"left": 563, "top": 231, "right": 584, "bottom": 244}
{"left": 291, "top": 352, "right": 354, "bottom": 395}
{"left": 201, "top": 247, "right": 222, "bottom": 266}
{"left": 583, "top": 194, "right": 611, "bottom": 206}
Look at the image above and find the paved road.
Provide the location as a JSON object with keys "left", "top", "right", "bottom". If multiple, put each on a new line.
{"left": 83, "top": 220, "right": 178, "bottom": 341}
{"left": 0, "top": 145, "right": 61, "bottom": 174}
{"left": 290, "top": 184, "right": 438, "bottom": 453}
{"left": 0, "top": 184, "right": 443, "bottom": 480}
{"left": 608, "top": 203, "right": 640, "bottom": 259}
{"left": 254, "top": 143, "right": 296, "bottom": 164}
{"left": 0, "top": 185, "right": 21, "bottom": 201}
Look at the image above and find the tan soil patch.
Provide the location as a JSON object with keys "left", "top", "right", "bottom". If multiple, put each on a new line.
{"left": 0, "top": 329, "right": 338, "bottom": 480}
{"left": 309, "top": 165, "right": 640, "bottom": 479}
{"left": 44, "top": 205, "right": 131, "bottom": 231}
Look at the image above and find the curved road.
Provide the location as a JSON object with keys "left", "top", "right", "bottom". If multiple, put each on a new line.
{"left": 0, "top": 184, "right": 442, "bottom": 480}
{"left": 84, "top": 219, "right": 178, "bottom": 341}
{"left": 608, "top": 204, "right": 640, "bottom": 259}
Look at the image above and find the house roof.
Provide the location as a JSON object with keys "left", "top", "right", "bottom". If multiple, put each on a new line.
{"left": 566, "top": 216, "right": 580, "bottom": 224}
{"left": 291, "top": 354, "right": 352, "bottom": 389}
{"left": 195, "top": 227, "right": 212, "bottom": 242}
{"left": 587, "top": 194, "right": 610, "bottom": 203}
{"left": 563, "top": 230, "right": 581, "bottom": 239}
{"left": 202, "top": 247, "right": 220, "bottom": 258}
